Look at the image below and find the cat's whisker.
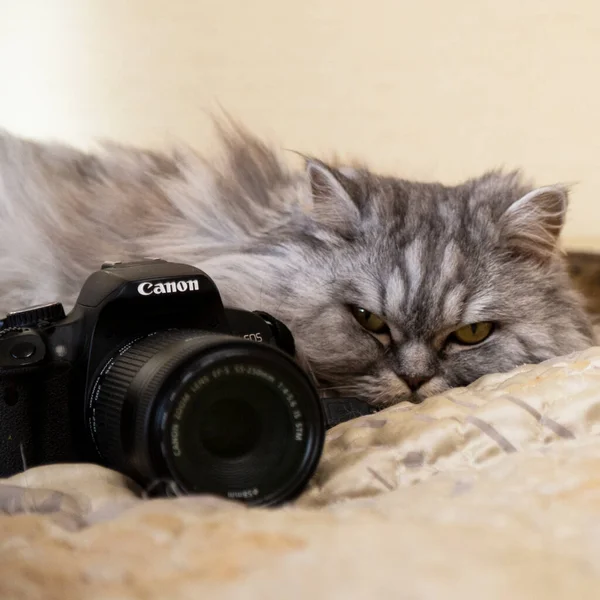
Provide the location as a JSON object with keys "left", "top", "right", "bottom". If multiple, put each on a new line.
{"left": 317, "top": 383, "right": 360, "bottom": 392}
{"left": 258, "top": 277, "right": 265, "bottom": 312}
{"left": 317, "top": 383, "right": 364, "bottom": 397}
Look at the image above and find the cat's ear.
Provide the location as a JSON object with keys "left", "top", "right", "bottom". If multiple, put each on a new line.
{"left": 305, "top": 159, "right": 360, "bottom": 235}
{"left": 500, "top": 185, "right": 568, "bottom": 260}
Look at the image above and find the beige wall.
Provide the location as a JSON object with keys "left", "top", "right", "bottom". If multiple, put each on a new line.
{"left": 1, "top": 0, "right": 599, "bottom": 249}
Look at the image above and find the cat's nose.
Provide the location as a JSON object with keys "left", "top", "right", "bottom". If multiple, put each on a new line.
{"left": 402, "top": 375, "right": 432, "bottom": 391}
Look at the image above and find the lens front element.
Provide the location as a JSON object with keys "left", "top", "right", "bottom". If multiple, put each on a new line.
{"left": 200, "top": 396, "right": 262, "bottom": 459}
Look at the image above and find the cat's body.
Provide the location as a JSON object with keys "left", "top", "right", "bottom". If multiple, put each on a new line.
{"left": 0, "top": 122, "right": 595, "bottom": 406}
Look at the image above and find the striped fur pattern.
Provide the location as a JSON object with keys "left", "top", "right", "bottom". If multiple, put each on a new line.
{"left": 0, "top": 122, "right": 595, "bottom": 406}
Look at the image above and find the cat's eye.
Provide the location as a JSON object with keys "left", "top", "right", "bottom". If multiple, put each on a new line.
{"left": 350, "top": 306, "right": 389, "bottom": 334}
{"left": 452, "top": 321, "right": 494, "bottom": 345}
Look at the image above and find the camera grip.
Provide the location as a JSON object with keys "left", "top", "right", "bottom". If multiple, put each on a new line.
{"left": 0, "top": 377, "right": 36, "bottom": 478}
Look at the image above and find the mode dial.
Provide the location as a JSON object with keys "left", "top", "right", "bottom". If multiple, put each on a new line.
{"left": 4, "top": 302, "right": 66, "bottom": 328}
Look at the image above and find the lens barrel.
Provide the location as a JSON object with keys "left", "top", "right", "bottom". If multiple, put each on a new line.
{"left": 87, "top": 329, "right": 325, "bottom": 506}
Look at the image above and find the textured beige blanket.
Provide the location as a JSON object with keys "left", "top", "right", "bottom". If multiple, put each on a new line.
{"left": 3, "top": 346, "right": 600, "bottom": 599}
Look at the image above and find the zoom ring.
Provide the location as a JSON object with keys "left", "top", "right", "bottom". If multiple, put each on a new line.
{"left": 91, "top": 330, "right": 194, "bottom": 468}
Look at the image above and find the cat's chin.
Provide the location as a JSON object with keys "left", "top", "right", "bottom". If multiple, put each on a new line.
{"left": 362, "top": 374, "right": 452, "bottom": 407}
{"left": 413, "top": 376, "right": 452, "bottom": 402}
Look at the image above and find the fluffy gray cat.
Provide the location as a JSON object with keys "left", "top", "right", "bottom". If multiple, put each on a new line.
{"left": 0, "top": 122, "right": 595, "bottom": 406}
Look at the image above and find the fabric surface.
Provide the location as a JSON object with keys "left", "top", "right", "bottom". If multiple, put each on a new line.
{"left": 3, "top": 346, "right": 600, "bottom": 598}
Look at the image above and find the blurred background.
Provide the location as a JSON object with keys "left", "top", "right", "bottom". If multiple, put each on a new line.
{"left": 1, "top": 0, "right": 599, "bottom": 250}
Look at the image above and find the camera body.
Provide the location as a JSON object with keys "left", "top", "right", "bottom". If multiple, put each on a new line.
{"left": 0, "top": 259, "right": 301, "bottom": 483}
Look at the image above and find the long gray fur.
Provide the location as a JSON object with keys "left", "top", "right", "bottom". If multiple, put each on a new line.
{"left": 0, "top": 120, "right": 594, "bottom": 406}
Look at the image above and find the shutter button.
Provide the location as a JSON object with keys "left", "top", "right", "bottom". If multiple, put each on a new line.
{"left": 10, "top": 342, "right": 37, "bottom": 360}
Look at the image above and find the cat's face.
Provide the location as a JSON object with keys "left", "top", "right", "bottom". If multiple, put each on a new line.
{"left": 263, "top": 162, "right": 595, "bottom": 406}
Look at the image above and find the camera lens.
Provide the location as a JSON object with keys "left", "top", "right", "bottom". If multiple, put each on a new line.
{"left": 87, "top": 330, "right": 324, "bottom": 506}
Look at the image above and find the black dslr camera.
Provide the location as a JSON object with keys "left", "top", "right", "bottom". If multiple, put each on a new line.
{"left": 0, "top": 259, "right": 375, "bottom": 506}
